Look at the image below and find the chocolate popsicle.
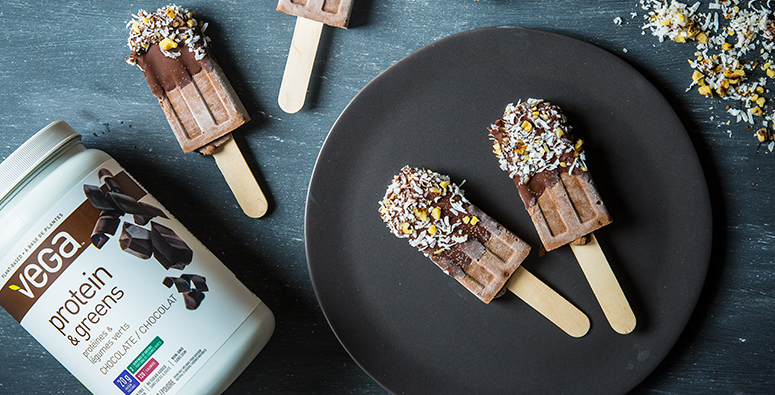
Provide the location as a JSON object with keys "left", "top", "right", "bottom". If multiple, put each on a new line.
{"left": 276, "top": 0, "right": 354, "bottom": 113}
{"left": 126, "top": 5, "right": 267, "bottom": 217}
{"left": 379, "top": 166, "right": 589, "bottom": 337}
{"left": 489, "top": 98, "right": 611, "bottom": 250}
{"left": 489, "top": 99, "right": 635, "bottom": 334}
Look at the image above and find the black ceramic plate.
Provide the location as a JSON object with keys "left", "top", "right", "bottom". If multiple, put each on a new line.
{"left": 305, "top": 27, "right": 711, "bottom": 395}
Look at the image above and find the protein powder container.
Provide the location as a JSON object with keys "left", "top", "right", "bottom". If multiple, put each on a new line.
{"left": 0, "top": 121, "right": 275, "bottom": 395}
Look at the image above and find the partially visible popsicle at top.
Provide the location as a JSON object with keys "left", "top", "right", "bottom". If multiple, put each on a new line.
{"left": 277, "top": 0, "right": 353, "bottom": 28}
{"left": 125, "top": 5, "right": 267, "bottom": 218}
{"left": 276, "top": 0, "right": 355, "bottom": 113}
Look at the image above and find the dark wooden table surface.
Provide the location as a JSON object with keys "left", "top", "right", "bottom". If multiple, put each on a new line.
{"left": 1, "top": 1, "right": 773, "bottom": 394}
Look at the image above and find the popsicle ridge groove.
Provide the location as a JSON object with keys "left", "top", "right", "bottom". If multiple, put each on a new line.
{"left": 562, "top": 172, "right": 594, "bottom": 223}
{"left": 165, "top": 89, "right": 201, "bottom": 140}
{"left": 458, "top": 225, "right": 530, "bottom": 303}
{"left": 194, "top": 71, "right": 228, "bottom": 125}
{"left": 160, "top": 95, "right": 188, "bottom": 140}
{"left": 537, "top": 189, "right": 567, "bottom": 237}
{"left": 322, "top": 0, "right": 342, "bottom": 13}
{"left": 179, "top": 81, "right": 217, "bottom": 136}
{"left": 277, "top": 0, "right": 354, "bottom": 28}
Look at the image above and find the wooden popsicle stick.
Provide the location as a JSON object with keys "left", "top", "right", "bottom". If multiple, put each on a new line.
{"left": 212, "top": 136, "right": 268, "bottom": 218}
{"left": 570, "top": 233, "right": 636, "bottom": 334}
{"left": 507, "top": 266, "right": 590, "bottom": 338}
{"left": 278, "top": 17, "right": 324, "bottom": 113}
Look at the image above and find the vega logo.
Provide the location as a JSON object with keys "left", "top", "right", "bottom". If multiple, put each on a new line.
{"left": 8, "top": 232, "right": 81, "bottom": 298}
{"left": 0, "top": 200, "right": 101, "bottom": 322}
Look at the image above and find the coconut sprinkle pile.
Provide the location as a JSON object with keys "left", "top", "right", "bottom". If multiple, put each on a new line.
{"left": 642, "top": 0, "right": 704, "bottom": 42}
{"left": 378, "top": 166, "right": 478, "bottom": 255}
{"left": 639, "top": 0, "right": 775, "bottom": 150}
{"left": 489, "top": 99, "right": 586, "bottom": 184}
{"left": 125, "top": 4, "right": 210, "bottom": 65}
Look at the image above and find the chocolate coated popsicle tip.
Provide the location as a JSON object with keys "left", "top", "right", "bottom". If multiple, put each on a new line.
{"left": 489, "top": 98, "right": 586, "bottom": 187}
{"left": 124, "top": 5, "right": 250, "bottom": 154}
{"left": 125, "top": 5, "right": 210, "bottom": 66}
{"left": 379, "top": 166, "right": 530, "bottom": 303}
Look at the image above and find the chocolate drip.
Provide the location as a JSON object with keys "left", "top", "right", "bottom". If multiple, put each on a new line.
{"left": 422, "top": 194, "right": 492, "bottom": 276}
{"left": 489, "top": 107, "right": 590, "bottom": 209}
{"left": 136, "top": 44, "right": 210, "bottom": 98}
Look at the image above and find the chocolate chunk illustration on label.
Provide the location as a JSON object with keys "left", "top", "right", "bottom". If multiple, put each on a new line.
{"left": 84, "top": 169, "right": 167, "bottom": 249}
{"left": 163, "top": 275, "right": 208, "bottom": 310}
{"left": 119, "top": 222, "right": 153, "bottom": 259}
{"left": 151, "top": 221, "right": 193, "bottom": 270}
{"left": 84, "top": 168, "right": 208, "bottom": 311}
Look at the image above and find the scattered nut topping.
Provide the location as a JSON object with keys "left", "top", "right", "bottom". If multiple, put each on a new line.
{"left": 642, "top": 0, "right": 703, "bottom": 43}
{"left": 639, "top": 0, "right": 775, "bottom": 150}
{"left": 378, "top": 166, "right": 481, "bottom": 254}
{"left": 159, "top": 37, "right": 178, "bottom": 51}
{"left": 428, "top": 224, "right": 438, "bottom": 235}
{"left": 488, "top": 99, "right": 586, "bottom": 184}
{"left": 755, "top": 127, "right": 769, "bottom": 142}
{"left": 125, "top": 4, "right": 211, "bottom": 65}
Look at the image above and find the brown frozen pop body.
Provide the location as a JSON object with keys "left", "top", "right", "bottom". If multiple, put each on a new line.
{"left": 379, "top": 167, "right": 589, "bottom": 336}
{"left": 126, "top": 6, "right": 267, "bottom": 218}
{"left": 276, "top": 0, "right": 354, "bottom": 113}
{"left": 276, "top": 0, "right": 354, "bottom": 28}
{"left": 379, "top": 167, "right": 530, "bottom": 303}
{"left": 489, "top": 100, "right": 635, "bottom": 334}
{"left": 126, "top": 5, "right": 248, "bottom": 154}
{"left": 488, "top": 99, "right": 611, "bottom": 251}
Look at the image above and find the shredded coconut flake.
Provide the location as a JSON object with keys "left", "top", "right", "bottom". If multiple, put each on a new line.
{"left": 488, "top": 99, "right": 586, "bottom": 184}
{"left": 125, "top": 4, "right": 210, "bottom": 65}
{"left": 640, "top": 0, "right": 775, "bottom": 149}
{"left": 378, "top": 167, "right": 476, "bottom": 253}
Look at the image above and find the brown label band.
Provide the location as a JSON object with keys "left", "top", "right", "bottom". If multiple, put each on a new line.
{"left": 0, "top": 200, "right": 101, "bottom": 322}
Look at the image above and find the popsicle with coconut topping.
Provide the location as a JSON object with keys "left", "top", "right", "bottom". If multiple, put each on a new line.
{"left": 379, "top": 166, "right": 590, "bottom": 337}
{"left": 125, "top": 5, "right": 267, "bottom": 218}
{"left": 488, "top": 98, "right": 611, "bottom": 251}
{"left": 488, "top": 99, "right": 635, "bottom": 334}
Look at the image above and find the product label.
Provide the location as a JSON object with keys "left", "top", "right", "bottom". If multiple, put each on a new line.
{"left": 0, "top": 200, "right": 100, "bottom": 321}
{"left": 0, "top": 160, "right": 261, "bottom": 395}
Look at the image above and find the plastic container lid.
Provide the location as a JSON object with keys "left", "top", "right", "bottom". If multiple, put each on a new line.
{"left": 0, "top": 121, "right": 81, "bottom": 202}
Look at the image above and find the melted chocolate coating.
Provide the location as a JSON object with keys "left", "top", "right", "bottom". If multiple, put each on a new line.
{"left": 490, "top": 117, "right": 590, "bottom": 209}
{"left": 135, "top": 44, "right": 210, "bottom": 98}
{"left": 421, "top": 194, "right": 491, "bottom": 276}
